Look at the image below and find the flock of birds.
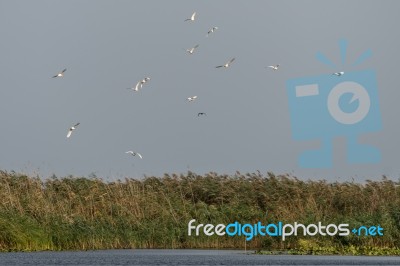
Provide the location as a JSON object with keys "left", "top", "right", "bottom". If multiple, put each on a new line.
{"left": 51, "top": 11, "right": 345, "bottom": 163}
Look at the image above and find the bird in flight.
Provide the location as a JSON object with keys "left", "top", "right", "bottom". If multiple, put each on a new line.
{"left": 266, "top": 64, "right": 280, "bottom": 70}
{"left": 67, "top": 122, "right": 80, "bottom": 138}
{"left": 186, "top": 44, "right": 199, "bottom": 55}
{"left": 216, "top": 58, "right": 235, "bottom": 68}
{"left": 184, "top": 12, "right": 196, "bottom": 22}
{"left": 187, "top": 96, "right": 198, "bottom": 102}
{"left": 52, "top": 68, "right": 67, "bottom": 78}
{"left": 125, "top": 151, "right": 143, "bottom": 159}
{"left": 206, "top": 27, "right": 218, "bottom": 37}
{"left": 128, "top": 77, "right": 150, "bottom": 92}
{"left": 198, "top": 112, "right": 207, "bottom": 116}
{"left": 333, "top": 72, "right": 344, "bottom": 76}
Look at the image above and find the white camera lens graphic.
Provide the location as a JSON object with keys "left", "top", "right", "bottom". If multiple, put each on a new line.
{"left": 327, "top": 81, "right": 371, "bottom": 125}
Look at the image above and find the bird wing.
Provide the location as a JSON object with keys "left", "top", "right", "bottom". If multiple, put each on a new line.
{"left": 136, "top": 153, "right": 143, "bottom": 159}
{"left": 52, "top": 75, "right": 58, "bottom": 78}
{"left": 66, "top": 130, "right": 73, "bottom": 138}
{"left": 135, "top": 81, "right": 141, "bottom": 90}
{"left": 61, "top": 68, "right": 67, "bottom": 73}
{"left": 191, "top": 12, "right": 196, "bottom": 20}
{"left": 228, "top": 58, "right": 235, "bottom": 64}
{"left": 215, "top": 65, "right": 223, "bottom": 68}
{"left": 194, "top": 44, "right": 199, "bottom": 49}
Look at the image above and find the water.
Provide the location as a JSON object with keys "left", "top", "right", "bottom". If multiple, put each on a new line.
{"left": 0, "top": 249, "right": 399, "bottom": 265}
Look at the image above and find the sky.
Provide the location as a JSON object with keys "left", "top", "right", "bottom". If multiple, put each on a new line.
{"left": 0, "top": 0, "right": 399, "bottom": 181}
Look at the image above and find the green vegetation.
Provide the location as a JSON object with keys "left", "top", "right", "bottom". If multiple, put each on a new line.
{"left": 0, "top": 170, "right": 400, "bottom": 254}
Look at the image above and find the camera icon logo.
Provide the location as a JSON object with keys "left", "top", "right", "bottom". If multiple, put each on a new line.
{"left": 286, "top": 40, "right": 382, "bottom": 168}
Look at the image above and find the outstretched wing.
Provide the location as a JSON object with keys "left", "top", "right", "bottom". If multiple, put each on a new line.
{"left": 135, "top": 81, "right": 141, "bottom": 90}
{"left": 66, "top": 129, "right": 73, "bottom": 138}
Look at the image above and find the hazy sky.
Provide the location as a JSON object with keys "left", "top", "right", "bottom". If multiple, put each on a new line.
{"left": 1, "top": 0, "right": 399, "bottom": 181}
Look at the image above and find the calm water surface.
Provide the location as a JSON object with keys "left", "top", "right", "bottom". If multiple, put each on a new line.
{"left": 0, "top": 249, "right": 400, "bottom": 266}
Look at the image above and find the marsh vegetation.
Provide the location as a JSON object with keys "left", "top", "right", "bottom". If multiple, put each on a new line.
{"left": 0, "top": 170, "right": 399, "bottom": 254}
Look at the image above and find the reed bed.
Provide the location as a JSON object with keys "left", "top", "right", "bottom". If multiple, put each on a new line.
{"left": 0, "top": 170, "right": 399, "bottom": 254}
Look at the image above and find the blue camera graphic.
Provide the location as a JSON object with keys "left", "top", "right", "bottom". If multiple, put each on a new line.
{"left": 286, "top": 42, "right": 382, "bottom": 168}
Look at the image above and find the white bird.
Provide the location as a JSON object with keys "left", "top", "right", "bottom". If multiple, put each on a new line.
{"left": 186, "top": 44, "right": 199, "bottom": 54}
{"left": 125, "top": 151, "right": 143, "bottom": 159}
{"left": 67, "top": 122, "right": 80, "bottom": 138}
{"left": 187, "top": 96, "right": 198, "bottom": 102}
{"left": 52, "top": 68, "right": 67, "bottom": 78}
{"left": 184, "top": 12, "right": 196, "bottom": 22}
{"left": 127, "top": 77, "right": 150, "bottom": 92}
{"left": 267, "top": 64, "right": 280, "bottom": 70}
{"left": 216, "top": 58, "right": 235, "bottom": 68}
{"left": 206, "top": 27, "right": 218, "bottom": 37}
{"left": 333, "top": 72, "right": 344, "bottom": 76}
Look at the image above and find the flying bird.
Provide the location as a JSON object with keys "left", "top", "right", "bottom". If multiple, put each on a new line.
{"left": 333, "top": 72, "right": 344, "bottom": 76}
{"left": 267, "top": 64, "right": 280, "bottom": 70}
{"left": 127, "top": 77, "right": 150, "bottom": 92}
{"left": 206, "top": 27, "right": 218, "bottom": 37}
{"left": 52, "top": 68, "right": 67, "bottom": 78}
{"left": 216, "top": 58, "right": 235, "bottom": 68}
{"left": 66, "top": 122, "right": 80, "bottom": 138}
{"left": 184, "top": 12, "right": 196, "bottom": 22}
{"left": 186, "top": 44, "right": 199, "bottom": 54}
{"left": 198, "top": 112, "right": 207, "bottom": 116}
{"left": 187, "top": 96, "right": 198, "bottom": 102}
{"left": 125, "top": 151, "right": 143, "bottom": 159}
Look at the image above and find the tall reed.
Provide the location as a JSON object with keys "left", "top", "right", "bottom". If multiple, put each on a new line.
{"left": 0, "top": 170, "right": 399, "bottom": 253}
